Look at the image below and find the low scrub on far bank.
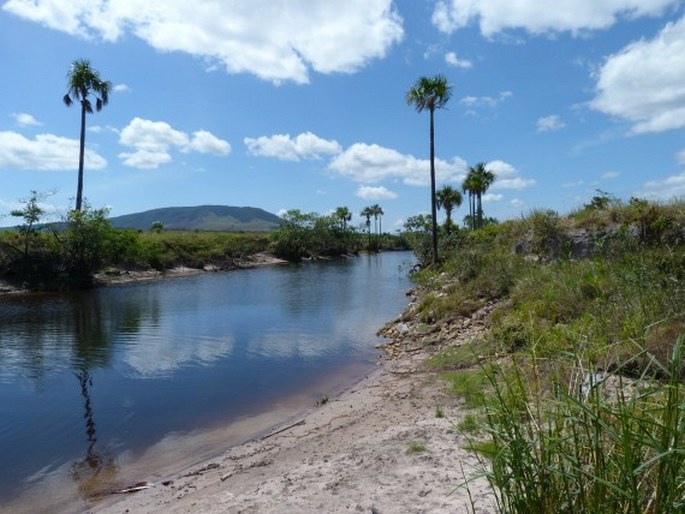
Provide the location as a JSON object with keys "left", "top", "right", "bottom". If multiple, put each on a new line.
{"left": 410, "top": 197, "right": 684, "bottom": 513}
{"left": 0, "top": 205, "right": 273, "bottom": 290}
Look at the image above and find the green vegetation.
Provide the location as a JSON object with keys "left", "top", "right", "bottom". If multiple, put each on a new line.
{"left": 407, "top": 442, "right": 427, "bottom": 454}
{"left": 411, "top": 196, "right": 684, "bottom": 513}
{"left": 1, "top": 198, "right": 407, "bottom": 289}
{"left": 436, "top": 185, "right": 463, "bottom": 235}
{"left": 270, "top": 208, "right": 405, "bottom": 261}
{"left": 0, "top": 204, "right": 273, "bottom": 289}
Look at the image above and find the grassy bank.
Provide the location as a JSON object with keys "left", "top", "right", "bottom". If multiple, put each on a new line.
{"left": 411, "top": 198, "right": 684, "bottom": 512}
{"left": 0, "top": 221, "right": 273, "bottom": 290}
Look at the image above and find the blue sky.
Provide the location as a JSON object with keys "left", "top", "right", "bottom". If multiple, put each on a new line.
{"left": 1, "top": 1, "right": 684, "bottom": 231}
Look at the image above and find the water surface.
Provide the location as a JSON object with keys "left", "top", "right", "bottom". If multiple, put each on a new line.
{"left": 0, "top": 252, "right": 413, "bottom": 507}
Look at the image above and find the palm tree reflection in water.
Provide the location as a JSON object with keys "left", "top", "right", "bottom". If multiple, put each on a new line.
{"left": 70, "top": 369, "right": 118, "bottom": 498}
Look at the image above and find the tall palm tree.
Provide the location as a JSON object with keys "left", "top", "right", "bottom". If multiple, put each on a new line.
{"left": 63, "top": 59, "right": 112, "bottom": 211}
{"left": 462, "top": 168, "right": 478, "bottom": 230}
{"left": 436, "top": 185, "right": 462, "bottom": 234}
{"left": 334, "top": 206, "right": 352, "bottom": 231}
{"left": 406, "top": 74, "right": 452, "bottom": 264}
{"left": 360, "top": 206, "right": 373, "bottom": 250}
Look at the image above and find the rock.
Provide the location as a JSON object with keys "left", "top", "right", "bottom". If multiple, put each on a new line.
{"left": 396, "top": 323, "right": 410, "bottom": 335}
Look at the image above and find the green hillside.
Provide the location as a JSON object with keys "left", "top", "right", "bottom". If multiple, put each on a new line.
{"left": 109, "top": 205, "right": 283, "bottom": 232}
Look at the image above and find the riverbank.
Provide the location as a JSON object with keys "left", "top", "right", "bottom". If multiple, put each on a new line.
{"left": 79, "top": 293, "right": 494, "bottom": 514}
{"left": 0, "top": 253, "right": 290, "bottom": 295}
{"left": 92, "top": 252, "right": 290, "bottom": 287}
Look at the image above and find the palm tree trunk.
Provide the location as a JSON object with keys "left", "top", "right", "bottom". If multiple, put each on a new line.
{"left": 429, "top": 108, "right": 438, "bottom": 264}
{"left": 477, "top": 192, "right": 483, "bottom": 229}
{"left": 471, "top": 193, "right": 476, "bottom": 230}
{"left": 76, "top": 101, "right": 87, "bottom": 211}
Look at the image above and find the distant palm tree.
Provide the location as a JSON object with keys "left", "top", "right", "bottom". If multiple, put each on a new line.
{"left": 334, "top": 206, "right": 352, "bottom": 231}
{"left": 406, "top": 74, "right": 452, "bottom": 264}
{"left": 474, "top": 163, "right": 495, "bottom": 229}
{"left": 63, "top": 59, "right": 112, "bottom": 211}
{"left": 463, "top": 163, "right": 495, "bottom": 229}
{"left": 369, "top": 204, "right": 384, "bottom": 251}
{"left": 375, "top": 205, "right": 384, "bottom": 237}
{"left": 462, "top": 168, "right": 478, "bottom": 230}
{"left": 360, "top": 206, "right": 373, "bottom": 249}
{"left": 436, "top": 185, "right": 462, "bottom": 234}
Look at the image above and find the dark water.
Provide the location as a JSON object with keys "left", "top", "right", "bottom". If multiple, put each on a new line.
{"left": 0, "top": 252, "right": 413, "bottom": 504}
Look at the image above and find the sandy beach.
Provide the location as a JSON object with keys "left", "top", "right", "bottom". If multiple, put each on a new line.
{"left": 79, "top": 300, "right": 496, "bottom": 514}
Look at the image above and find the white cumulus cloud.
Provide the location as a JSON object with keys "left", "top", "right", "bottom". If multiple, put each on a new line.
{"left": 356, "top": 185, "right": 398, "bottom": 200}
{"left": 188, "top": 130, "right": 231, "bottom": 155}
{"left": 591, "top": 15, "right": 685, "bottom": 134}
{"left": 0, "top": 131, "right": 106, "bottom": 170}
{"left": 328, "top": 143, "right": 467, "bottom": 186}
{"left": 486, "top": 160, "right": 536, "bottom": 190}
{"left": 12, "top": 112, "right": 42, "bottom": 127}
{"left": 244, "top": 132, "right": 341, "bottom": 161}
{"left": 445, "top": 51, "right": 472, "bottom": 69}
{"left": 118, "top": 117, "right": 230, "bottom": 169}
{"left": 432, "top": 0, "right": 677, "bottom": 37}
{"left": 3, "top": 0, "right": 404, "bottom": 84}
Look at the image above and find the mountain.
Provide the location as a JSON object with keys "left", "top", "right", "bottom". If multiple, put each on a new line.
{"left": 108, "top": 205, "right": 283, "bottom": 232}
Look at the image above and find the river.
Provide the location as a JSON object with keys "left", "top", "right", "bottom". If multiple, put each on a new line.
{"left": 0, "top": 251, "right": 413, "bottom": 510}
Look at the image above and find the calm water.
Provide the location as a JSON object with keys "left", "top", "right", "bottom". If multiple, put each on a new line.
{"left": 0, "top": 252, "right": 413, "bottom": 505}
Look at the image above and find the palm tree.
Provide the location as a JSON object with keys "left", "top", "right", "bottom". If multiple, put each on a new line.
{"left": 63, "top": 59, "right": 112, "bottom": 211}
{"left": 360, "top": 206, "right": 373, "bottom": 250}
{"left": 473, "top": 163, "right": 495, "bottom": 229}
{"left": 462, "top": 168, "right": 478, "bottom": 230}
{"left": 334, "top": 206, "right": 352, "bottom": 231}
{"left": 369, "top": 204, "right": 384, "bottom": 251}
{"left": 375, "top": 205, "right": 384, "bottom": 238}
{"left": 462, "top": 163, "right": 496, "bottom": 229}
{"left": 436, "top": 185, "right": 462, "bottom": 234}
{"left": 406, "top": 74, "right": 452, "bottom": 264}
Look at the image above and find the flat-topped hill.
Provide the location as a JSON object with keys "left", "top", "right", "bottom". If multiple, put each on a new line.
{"left": 109, "top": 205, "right": 283, "bottom": 232}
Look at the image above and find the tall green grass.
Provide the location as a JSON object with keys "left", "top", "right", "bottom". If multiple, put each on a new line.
{"left": 415, "top": 199, "right": 685, "bottom": 513}
{"left": 481, "top": 338, "right": 685, "bottom": 513}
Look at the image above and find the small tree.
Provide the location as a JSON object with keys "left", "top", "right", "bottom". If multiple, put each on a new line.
{"left": 334, "top": 206, "right": 352, "bottom": 231}
{"left": 436, "top": 185, "right": 462, "bottom": 234}
{"left": 9, "top": 190, "right": 50, "bottom": 256}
